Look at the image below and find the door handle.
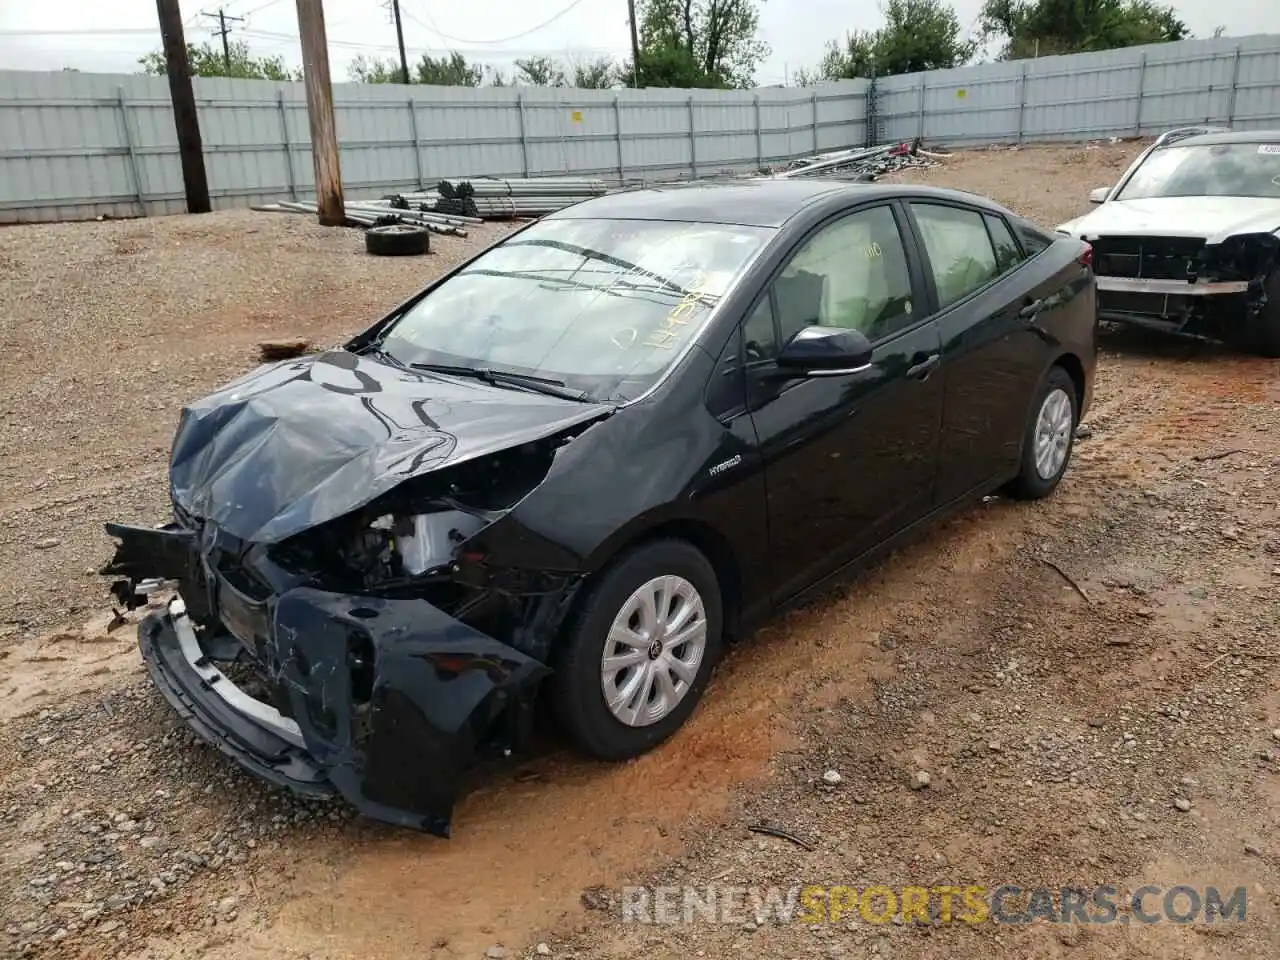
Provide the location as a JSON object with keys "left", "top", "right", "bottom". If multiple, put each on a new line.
{"left": 1019, "top": 297, "right": 1045, "bottom": 319}
{"left": 906, "top": 353, "right": 940, "bottom": 380}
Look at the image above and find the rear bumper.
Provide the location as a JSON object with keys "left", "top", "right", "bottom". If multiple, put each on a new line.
{"left": 114, "top": 524, "right": 550, "bottom": 836}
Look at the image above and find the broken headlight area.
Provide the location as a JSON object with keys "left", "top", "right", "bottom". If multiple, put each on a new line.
{"left": 104, "top": 434, "right": 588, "bottom": 834}
{"left": 262, "top": 435, "right": 583, "bottom": 642}
{"left": 1198, "top": 233, "right": 1280, "bottom": 287}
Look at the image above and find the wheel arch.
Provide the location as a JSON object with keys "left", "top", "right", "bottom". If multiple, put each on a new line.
{"left": 1010, "top": 351, "right": 1086, "bottom": 472}
{"left": 574, "top": 513, "right": 745, "bottom": 643}
{"left": 1051, "top": 350, "right": 1088, "bottom": 414}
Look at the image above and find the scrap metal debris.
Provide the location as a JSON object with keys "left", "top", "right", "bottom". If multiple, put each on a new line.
{"left": 777, "top": 139, "right": 947, "bottom": 180}
{"left": 747, "top": 823, "right": 816, "bottom": 850}
{"left": 1192, "top": 448, "right": 1246, "bottom": 462}
{"left": 258, "top": 338, "right": 312, "bottom": 361}
{"left": 1037, "top": 556, "right": 1093, "bottom": 605}
{"left": 253, "top": 176, "right": 610, "bottom": 241}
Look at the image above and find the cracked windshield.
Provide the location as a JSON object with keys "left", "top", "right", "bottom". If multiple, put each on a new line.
{"left": 380, "top": 216, "right": 773, "bottom": 401}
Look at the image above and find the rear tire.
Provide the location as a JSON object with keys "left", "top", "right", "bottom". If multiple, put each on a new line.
{"left": 1006, "top": 366, "right": 1078, "bottom": 501}
{"left": 550, "top": 540, "right": 722, "bottom": 761}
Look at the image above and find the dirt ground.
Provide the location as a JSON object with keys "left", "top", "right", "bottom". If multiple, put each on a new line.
{"left": 2, "top": 140, "right": 1279, "bottom": 960}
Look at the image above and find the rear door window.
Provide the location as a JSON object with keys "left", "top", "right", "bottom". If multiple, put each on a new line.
{"left": 909, "top": 203, "right": 1000, "bottom": 308}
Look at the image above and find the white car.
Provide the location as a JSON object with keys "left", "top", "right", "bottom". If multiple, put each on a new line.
{"left": 1057, "top": 127, "right": 1280, "bottom": 356}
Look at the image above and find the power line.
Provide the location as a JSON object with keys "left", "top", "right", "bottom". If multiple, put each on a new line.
{"left": 399, "top": 0, "right": 591, "bottom": 46}
{"left": 239, "top": 0, "right": 291, "bottom": 18}
{"left": 0, "top": 28, "right": 161, "bottom": 37}
{"left": 239, "top": 27, "right": 616, "bottom": 57}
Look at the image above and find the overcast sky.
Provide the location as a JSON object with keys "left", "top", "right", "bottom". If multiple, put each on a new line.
{"left": 1, "top": 0, "right": 1276, "bottom": 85}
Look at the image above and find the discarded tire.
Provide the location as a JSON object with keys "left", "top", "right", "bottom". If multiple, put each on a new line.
{"left": 365, "top": 223, "right": 429, "bottom": 256}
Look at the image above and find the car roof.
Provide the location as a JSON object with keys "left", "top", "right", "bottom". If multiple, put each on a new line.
{"left": 546, "top": 178, "right": 1013, "bottom": 228}
{"left": 1160, "top": 129, "right": 1280, "bottom": 148}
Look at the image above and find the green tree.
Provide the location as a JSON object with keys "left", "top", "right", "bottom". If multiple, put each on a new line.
{"left": 139, "top": 40, "right": 301, "bottom": 80}
{"left": 514, "top": 55, "right": 567, "bottom": 86}
{"left": 979, "top": 0, "right": 1189, "bottom": 60}
{"left": 626, "top": 0, "right": 769, "bottom": 88}
{"left": 414, "top": 51, "right": 484, "bottom": 86}
{"left": 817, "top": 0, "right": 977, "bottom": 80}
{"left": 348, "top": 54, "right": 404, "bottom": 83}
{"left": 569, "top": 57, "right": 619, "bottom": 89}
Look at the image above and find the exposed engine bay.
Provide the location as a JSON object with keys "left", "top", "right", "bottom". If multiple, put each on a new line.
{"left": 1089, "top": 232, "right": 1280, "bottom": 351}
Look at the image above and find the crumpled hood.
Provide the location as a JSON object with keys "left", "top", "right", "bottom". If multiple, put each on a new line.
{"left": 1059, "top": 196, "right": 1280, "bottom": 243}
{"left": 169, "top": 350, "right": 611, "bottom": 544}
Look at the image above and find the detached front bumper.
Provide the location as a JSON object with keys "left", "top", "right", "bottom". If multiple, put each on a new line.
{"left": 113, "top": 525, "right": 550, "bottom": 836}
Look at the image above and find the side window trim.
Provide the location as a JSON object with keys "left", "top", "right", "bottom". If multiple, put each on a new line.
{"left": 902, "top": 199, "right": 1015, "bottom": 317}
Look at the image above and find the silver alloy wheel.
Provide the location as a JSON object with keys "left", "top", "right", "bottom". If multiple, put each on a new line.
{"left": 1034, "top": 387, "right": 1073, "bottom": 480}
{"left": 601, "top": 574, "right": 708, "bottom": 727}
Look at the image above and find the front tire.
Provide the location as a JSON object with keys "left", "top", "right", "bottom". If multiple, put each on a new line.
{"left": 1006, "top": 366, "right": 1078, "bottom": 501}
{"left": 550, "top": 540, "right": 723, "bottom": 761}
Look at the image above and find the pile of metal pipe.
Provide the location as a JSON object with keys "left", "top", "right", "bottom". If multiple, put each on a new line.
{"left": 438, "top": 176, "right": 608, "bottom": 199}
{"left": 426, "top": 176, "right": 610, "bottom": 220}
{"left": 254, "top": 200, "right": 471, "bottom": 237}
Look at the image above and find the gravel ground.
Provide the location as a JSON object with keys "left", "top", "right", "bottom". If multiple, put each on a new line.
{"left": 2, "top": 141, "right": 1279, "bottom": 960}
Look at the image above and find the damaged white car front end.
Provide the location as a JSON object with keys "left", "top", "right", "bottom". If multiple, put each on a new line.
{"left": 1057, "top": 127, "right": 1280, "bottom": 355}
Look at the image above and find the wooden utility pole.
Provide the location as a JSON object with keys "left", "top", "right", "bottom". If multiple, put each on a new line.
{"left": 626, "top": 0, "right": 641, "bottom": 87}
{"left": 294, "top": 0, "right": 345, "bottom": 225}
{"left": 389, "top": 0, "right": 410, "bottom": 85}
{"left": 156, "top": 0, "right": 211, "bottom": 214}
{"left": 204, "top": 9, "right": 246, "bottom": 72}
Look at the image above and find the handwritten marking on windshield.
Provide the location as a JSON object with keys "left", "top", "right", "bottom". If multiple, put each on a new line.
{"left": 643, "top": 272, "right": 709, "bottom": 350}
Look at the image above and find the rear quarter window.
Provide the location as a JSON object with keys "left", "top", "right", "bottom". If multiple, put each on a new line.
{"left": 1011, "top": 216, "right": 1054, "bottom": 257}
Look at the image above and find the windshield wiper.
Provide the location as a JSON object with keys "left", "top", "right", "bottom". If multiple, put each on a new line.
{"left": 409, "top": 362, "right": 593, "bottom": 402}
{"left": 363, "top": 343, "right": 406, "bottom": 368}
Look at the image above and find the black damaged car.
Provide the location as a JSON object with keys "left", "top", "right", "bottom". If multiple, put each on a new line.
{"left": 104, "top": 180, "right": 1096, "bottom": 835}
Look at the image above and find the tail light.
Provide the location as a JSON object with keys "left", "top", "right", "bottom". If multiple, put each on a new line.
{"left": 1078, "top": 242, "right": 1093, "bottom": 269}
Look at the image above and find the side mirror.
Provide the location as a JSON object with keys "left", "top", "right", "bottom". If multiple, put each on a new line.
{"left": 1088, "top": 187, "right": 1110, "bottom": 204}
{"left": 776, "top": 326, "right": 873, "bottom": 376}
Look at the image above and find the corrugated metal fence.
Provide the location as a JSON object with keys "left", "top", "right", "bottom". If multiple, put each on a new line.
{"left": 2, "top": 32, "right": 1279, "bottom": 224}
{"left": 0, "top": 74, "right": 866, "bottom": 223}
{"left": 872, "top": 33, "right": 1280, "bottom": 145}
